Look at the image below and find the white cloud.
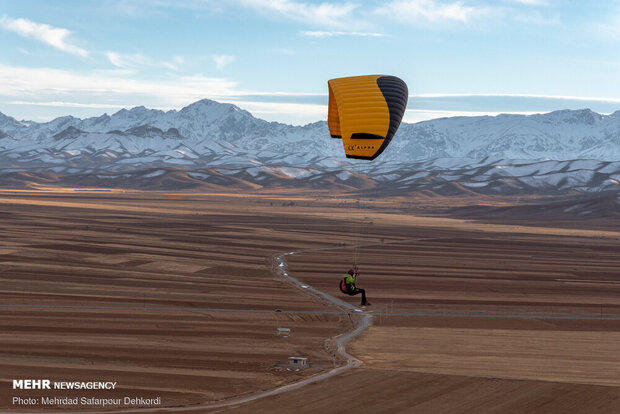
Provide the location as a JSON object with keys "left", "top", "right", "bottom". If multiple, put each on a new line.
{"left": 112, "top": 0, "right": 362, "bottom": 28}
{"left": 8, "top": 100, "right": 129, "bottom": 110}
{"left": 228, "top": 100, "right": 327, "bottom": 125}
{"left": 588, "top": 9, "right": 620, "bottom": 42}
{"left": 415, "top": 92, "right": 620, "bottom": 103}
{"left": 0, "top": 65, "right": 238, "bottom": 106}
{"left": 106, "top": 51, "right": 126, "bottom": 67}
{"left": 404, "top": 108, "right": 543, "bottom": 123}
{"left": 0, "top": 63, "right": 330, "bottom": 124}
{"left": 506, "top": 0, "right": 549, "bottom": 5}
{"left": 0, "top": 15, "right": 88, "bottom": 57}
{"left": 379, "top": 0, "right": 490, "bottom": 24}
{"left": 514, "top": 10, "right": 559, "bottom": 25}
{"left": 213, "top": 55, "right": 235, "bottom": 70}
{"left": 163, "top": 55, "right": 185, "bottom": 70}
{"left": 302, "top": 30, "right": 385, "bottom": 37}
{"left": 0, "top": 63, "right": 326, "bottom": 124}
{"left": 106, "top": 51, "right": 152, "bottom": 68}
{"left": 237, "top": 0, "right": 358, "bottom": 27}
{"left": 106, "top": 51, "right": 185, "bottom": 70}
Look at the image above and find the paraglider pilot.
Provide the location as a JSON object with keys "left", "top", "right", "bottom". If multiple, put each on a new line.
{"left": 340, "top": 268, "right": 370, "bottom": 306}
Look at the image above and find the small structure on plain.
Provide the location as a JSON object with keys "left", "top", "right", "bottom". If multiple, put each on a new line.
{"left": 277, "top": 327, "right": 291, "bottom": 337}
{"left": 288, "top": 356, "right": 308, "bottom": 368}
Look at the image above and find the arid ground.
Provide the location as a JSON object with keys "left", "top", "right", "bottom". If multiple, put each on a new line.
{"left": 1, "top": 189, "right": 620, "bottom": 413}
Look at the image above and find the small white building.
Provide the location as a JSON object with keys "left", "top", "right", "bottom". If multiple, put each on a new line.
{"left": 276, "top": 327, "right": 291, "bottom": 337}
{"left": 288, "top": 357, "right": 308, "bottom": 368}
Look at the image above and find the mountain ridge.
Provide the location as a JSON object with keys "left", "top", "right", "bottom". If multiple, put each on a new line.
{"left": 0, "top": 99, "right": 619, "bottom": 198}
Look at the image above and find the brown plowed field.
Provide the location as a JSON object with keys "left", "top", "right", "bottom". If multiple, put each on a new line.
{"left": 1, "top": 189, "right": 620, "bottom": 413}
{"left": 212, "top": 368, "right": 620, "bottom": 414}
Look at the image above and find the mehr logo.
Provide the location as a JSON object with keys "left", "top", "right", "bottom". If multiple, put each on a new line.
{"left": 13, "top": 379, "right": 51, "bottom": 389}
{"left": 13, "top": 379, "right": 118, "bottom": 390}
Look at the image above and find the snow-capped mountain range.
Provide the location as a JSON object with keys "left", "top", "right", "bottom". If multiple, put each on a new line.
{"left": 0, "top": 99, "right": 619, "bottom": 195}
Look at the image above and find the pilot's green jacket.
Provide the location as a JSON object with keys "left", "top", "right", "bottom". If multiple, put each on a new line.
{"left": 343, "top": 274, "right": 357, "bottom": 290}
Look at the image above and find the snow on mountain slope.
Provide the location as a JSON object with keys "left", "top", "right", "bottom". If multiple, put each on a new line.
{"left": 0, "top": 99, "right": 619, "bottom": 194}
{"left": 390, "top": 109, "right": 620, "bottom": 161}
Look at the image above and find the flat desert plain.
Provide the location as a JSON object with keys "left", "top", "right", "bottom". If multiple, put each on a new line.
{"left": 1, "top": 189, "right": 620, "bottom": 413}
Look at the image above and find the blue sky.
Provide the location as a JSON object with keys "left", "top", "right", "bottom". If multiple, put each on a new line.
{"left": 1, "top": 0, "right": 620, "bottom": 124}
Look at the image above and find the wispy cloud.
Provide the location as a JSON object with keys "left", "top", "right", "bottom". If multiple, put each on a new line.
{"left": 514, "top": 10, "right": 559, "bottom": 25}
{"left": 302, "top": 30, "right": 384, "bottom": 38}
{"left": 588, "top": 8, "right": 620, "bottom": 42}
{"left": 0, "top": 65, "right": 238, "bottom": 105}
{"left": 237, "top": 0, "right": 358, "bottom": 27}
{"left": 164, "top": 55, "right": 185, "bottom": 70}
{"left": 227, "top": 100, "right": 326, "bottom": 125}
{"left": 106, "top": 51, "right": 185, "bottom": 70}
{"left": 213, "top": 55, "right": 235, "bottom": 70}
{"left": 8, "top": 100, "right": 129, "bottom": 110}
{"left": 404, "top": 108, "right": 542, "bottom": 122}
{"left": 506, "top": 0, "right": 549, "bottom": 6}
{"left": 111, "top": 0, "right": 363, "bottom": 28}
{"left": 415, "top": 93, "right": 620, "bottom": 103}
{"left": 0, "top": 63, "right": 328, "bottom": 124}
{"left": 379, "top": 0, "right": 490, "bottom": 24}
{"left": 0, "top": 15, "right": 88, "bottom": 57}
{"left": 106, "top": 51, "right": 152, "bottom": 68}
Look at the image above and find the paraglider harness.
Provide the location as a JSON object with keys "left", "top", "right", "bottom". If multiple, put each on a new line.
{"left": 339, "top": 267, "right": 358, "bottom": 295}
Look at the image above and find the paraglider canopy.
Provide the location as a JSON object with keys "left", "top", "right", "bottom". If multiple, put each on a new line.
{"left": 328, "top": 74, "right": 408, "bottom": 160}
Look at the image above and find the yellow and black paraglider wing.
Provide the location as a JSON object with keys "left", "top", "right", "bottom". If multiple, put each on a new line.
{"left": 328, "top": 83, "right": 342, "bottom": 138}
{"left": 328, "top": 75, "right": 408, "bottom": 160}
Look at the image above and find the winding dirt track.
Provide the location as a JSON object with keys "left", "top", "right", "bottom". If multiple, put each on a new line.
{"left": 2, "top": 189, "right": 620, "bottom": 413}
{"left": 76, "top": 250, "right": 375, "bottom": 414}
